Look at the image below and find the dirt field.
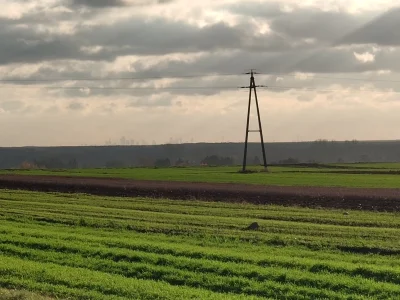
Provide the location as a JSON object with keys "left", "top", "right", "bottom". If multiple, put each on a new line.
{"left": 1, "top": 174, "right": 400, "bottom": 211}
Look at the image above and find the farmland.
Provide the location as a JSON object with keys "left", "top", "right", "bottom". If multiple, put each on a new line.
{"left": 2, "top": 163, "right": 400, "bottom": 211}
{"left": 3, "top": 163, "right": 400, "bottom": 188}
{"left": 1, "top": 163, "right": 400, "bottom": 299}
{"left": 1, "top": 189, "right": 400, "bottom": 299}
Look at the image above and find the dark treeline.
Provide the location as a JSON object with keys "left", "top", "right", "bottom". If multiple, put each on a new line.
{"left": 1, "top": 140, "right": 400, "bottom": 169}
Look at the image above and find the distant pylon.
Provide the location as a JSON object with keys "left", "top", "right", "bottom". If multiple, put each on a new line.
{"left": 241, "top": 70, "right": 268, "bottom": 172}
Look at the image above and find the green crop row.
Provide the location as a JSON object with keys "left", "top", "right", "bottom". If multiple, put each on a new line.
{"left": 2, "top": 218, "right": 400, "bottom": 271}
{"left": 1, "top": 203, "right": 399, "bottom": 254}
{"left": 1, "top": 234, "right": 400, "bottom": 295}
{"left": 0, "top": 255, "right": 264, "bottom": 300}
{"left": 2, "top": 191, "right": 400, "bottom": 228}
{"left": 1, "top": 190, "right": 400, "bottom": 299}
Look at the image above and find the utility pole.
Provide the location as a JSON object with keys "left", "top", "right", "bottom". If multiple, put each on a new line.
{"left": 241, "top": 70, "right": 268, "bottom": 172}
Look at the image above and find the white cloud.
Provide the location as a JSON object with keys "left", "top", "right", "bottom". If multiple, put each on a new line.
{"left": 377, "top": 69, "right": 391, "bottom": 75}
{"left": 294, "top": 72, "right": 315, "bottom": 80}
{"left": 353, "top": 51, "right": 375, "bottom": 63}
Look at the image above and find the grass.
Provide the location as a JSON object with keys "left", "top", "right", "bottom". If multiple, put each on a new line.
{"left": 1, "top": 189, "right": 400, "bottom": 299}
{"left": 3, "top": 163, "right": 400, "bottom": 188}
{"left": 0, "top": 288, "right": 54, "bottom": 300}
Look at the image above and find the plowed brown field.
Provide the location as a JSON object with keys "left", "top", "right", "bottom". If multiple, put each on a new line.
{"left": 1, "top": 174, "right": 400, "bottom": 211}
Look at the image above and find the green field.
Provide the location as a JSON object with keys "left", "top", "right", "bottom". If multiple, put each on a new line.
{"left": 3, "top": 163, "right": 400, "bottom": 188}
{"left": 1, "top": 189, "right": 400, "bottom": 299}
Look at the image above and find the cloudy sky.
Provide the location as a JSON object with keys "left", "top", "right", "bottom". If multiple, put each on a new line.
{"left": 1, "top": 0, "right": 400, "bottom": 146}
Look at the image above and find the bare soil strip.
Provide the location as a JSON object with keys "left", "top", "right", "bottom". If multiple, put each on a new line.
{"left": 1, "top": 174, "right": 400, "bottom": 211}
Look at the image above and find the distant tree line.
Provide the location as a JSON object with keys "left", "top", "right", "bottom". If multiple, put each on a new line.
{"left": 153, "top": 155, "right": 235, "bottom": 168}
{"left": 7, "top": 139, "right": 400, "bottom": 170}
{"left": 20, "top": 158, "right": 78, "bottom": 169}
{"left": 200, "top": 155, "right": 234, "bottom": 166}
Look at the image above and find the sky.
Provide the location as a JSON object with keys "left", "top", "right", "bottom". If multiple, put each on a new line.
{"left": 1, "top": 0, "right": 400, "bottom": 146}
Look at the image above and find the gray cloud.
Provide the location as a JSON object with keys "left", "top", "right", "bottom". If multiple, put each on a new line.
{"left": 227, "top": 2, "right": 377, "bottom": 43}
{"left": 69, "top": 0, "right": 128, "bottom": 7}
{"left": 0, "top": 2, "right": 390, "bottom": 69}
{"left": 1, "top": 1, "right": 400, "bottom": 103}
{"left": 0, "top": 19, "right": 82, "bottom": 65}
{"left": 68, "top": 102, "right": 86, "bottom": 110}
{"left": 0, "top": 13, "right": 317, "bottom": 66}
{"left": 228, "top": 2, "right": 285, "bottom": 18}
{"left": 270, "top": 10, "right": 366, "bottom": 43}
{"left": 76, "top": 18, "right": 306, "bottom": 56}
{"left": 296, "top": 94, "right": 316, "bottom": 102}
{"left": 0, "top": 101, "right": 24, "bottom": 112}
{"left": 4, "top": 43, "right": 400, "bottom": 102}
{"left": 67, "top": 0, "right": 174, "bottom": 8}
{"left": 0, "top": 1, "right": 395, "bottom": 68}
{"left": 337, "top": 7, "right": 400, "bottom": 46}
{"left": 127, "top": 95, "right": 173, "bottom": 108}
{"left": 133, "top": 41, "right": 400, "bottom": 76}
{"left": 129, "top": 48, "right": 356, "bottom": 75}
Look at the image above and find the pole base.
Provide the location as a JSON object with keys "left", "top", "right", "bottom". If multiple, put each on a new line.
{"left": 238, "top": 169, "right": 257, "bottom": 174}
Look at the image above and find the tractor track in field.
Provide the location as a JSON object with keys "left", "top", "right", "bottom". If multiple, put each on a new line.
{"left": 1, "top": 174, "right": 400, "bottom": 211}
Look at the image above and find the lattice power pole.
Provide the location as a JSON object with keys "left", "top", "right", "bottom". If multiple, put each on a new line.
{"left": 241, "top": 70, "right": 268, "bottom": 172}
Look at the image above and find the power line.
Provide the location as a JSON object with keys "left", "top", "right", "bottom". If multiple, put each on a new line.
{"left": 265, "top": 85, "right": 400, "bottom": 94}
{"left": 0, "top": 71, "right": 399, "bottom": 95}
{"left": 0, "top": 84, "right": 398, "bottom": 95}
{"left": 0, "top": 73, "right": 241, "bottom": 83}
{"left": 1, "top": 71, "right": 400, "bottom": 84}
{"left": 256, "top": 72, "right": 400, "bottom": 84}
{"left": 0, "top": 86, "right": 242, "bottom": 90}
